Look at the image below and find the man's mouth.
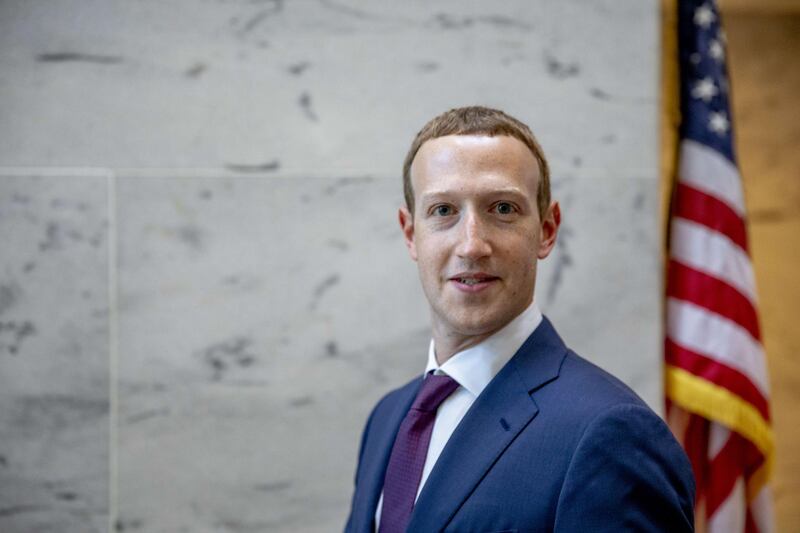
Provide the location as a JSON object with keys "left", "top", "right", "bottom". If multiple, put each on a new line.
{"left": 449, "top": 273, "right": 499, "bottom": 290}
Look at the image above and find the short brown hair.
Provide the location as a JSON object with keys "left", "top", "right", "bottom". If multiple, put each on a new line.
{"left": 402, "top": 106, "right": 551, "bottom": 217}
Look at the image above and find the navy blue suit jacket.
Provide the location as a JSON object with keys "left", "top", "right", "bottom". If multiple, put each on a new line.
{"left": 345, "top": 317, "right": 695, "bottom": 532}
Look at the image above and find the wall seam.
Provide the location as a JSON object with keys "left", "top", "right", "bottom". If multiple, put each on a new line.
{"left": 108, "top": 172, "right": 120, "bottom": 532}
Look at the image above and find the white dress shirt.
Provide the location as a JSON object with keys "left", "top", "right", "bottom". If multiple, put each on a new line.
{"left": 375, "top": 300, "right": 543, "bottom": 530}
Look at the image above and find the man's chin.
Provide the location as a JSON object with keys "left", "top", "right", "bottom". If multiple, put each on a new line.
{"left": 446, "top": 313, "right": 511, "bottom": 338}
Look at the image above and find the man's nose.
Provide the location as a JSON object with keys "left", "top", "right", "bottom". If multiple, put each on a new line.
{"left": 455, "top": 212, "right": 492, "bottom": 260}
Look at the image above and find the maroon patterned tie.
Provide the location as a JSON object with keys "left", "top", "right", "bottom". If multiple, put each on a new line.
{"left": 378, "top": 373, "right": 460, "bottom": 533}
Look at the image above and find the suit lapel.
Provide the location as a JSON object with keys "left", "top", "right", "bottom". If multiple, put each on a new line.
{"left": 351, "top": 376, "right": 422, "bottom": 533}
{"left": 407, "top": 317, "right": 568, "bottom": 532}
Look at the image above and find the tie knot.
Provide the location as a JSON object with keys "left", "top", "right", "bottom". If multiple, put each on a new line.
{"left": 412, "top": 373, "right": 460, "bottom": 412}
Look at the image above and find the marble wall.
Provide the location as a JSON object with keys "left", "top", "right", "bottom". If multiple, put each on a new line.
{"left": 0, "top": 175, "right": 110, "bottom": 532}
{"left": 0, "top": 1, "right": 661, "bottom": 531}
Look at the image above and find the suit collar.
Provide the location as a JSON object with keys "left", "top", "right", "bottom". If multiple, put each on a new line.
{"left": 509, "top": 316, "right": 568, "bottom": 393}
{"left": 407, "top": 316, "right": 568, "bottom": 532}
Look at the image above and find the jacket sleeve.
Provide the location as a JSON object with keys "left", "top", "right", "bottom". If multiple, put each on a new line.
{"left": 553, "top": 403, "right": 696, "bottom": 532}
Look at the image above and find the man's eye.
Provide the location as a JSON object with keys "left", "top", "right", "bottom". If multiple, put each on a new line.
{"left": 433, "top": 205, "right": 453, "bottom": 216}
{"left": 494, "top": 202, "right": 516, "bottom": 215}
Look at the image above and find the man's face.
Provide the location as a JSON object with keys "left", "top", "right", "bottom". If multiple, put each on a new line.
{"left": 399, "top": 134, "right": 559, "bottom": 341}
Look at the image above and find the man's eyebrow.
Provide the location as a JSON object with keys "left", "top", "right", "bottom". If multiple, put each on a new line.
{"left": 420, "top": 188, "right": 530, "bottom": 201}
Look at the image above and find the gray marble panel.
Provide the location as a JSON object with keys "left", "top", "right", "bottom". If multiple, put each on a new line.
{"left": 0, "top": 0, "right": 658, "bottom": 179}
{"left": 0, "top": 176, "right": 109, "bottom": 533}
{"left": 115, "top": 177, "right": 428, "bottom": 532}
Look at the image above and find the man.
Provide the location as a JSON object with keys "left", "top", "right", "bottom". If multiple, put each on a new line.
{"left": 345, "top": 106, "right": 695, "bottom": 532}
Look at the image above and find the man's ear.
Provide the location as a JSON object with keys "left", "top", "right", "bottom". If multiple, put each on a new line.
{"left": 398, "top": 206, "right": 418, "bottom": 261}
{"left": 537, "top": 201, "right": 560, "bottom": 260}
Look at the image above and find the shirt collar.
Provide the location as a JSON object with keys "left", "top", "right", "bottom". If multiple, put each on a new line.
{"left": 424, "top": 299, "right": 543, "bottom": 398}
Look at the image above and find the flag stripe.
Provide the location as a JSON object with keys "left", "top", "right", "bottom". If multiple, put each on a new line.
{"left": 707, "top": 471, "right": 746, "bottom": 529}
{"left": 666, "top": 339, "right": 769, "bottom": 420}
{"left": 667, "top": 299, "right": 768, "bottom": 394}
{"left": 672, "top": 182, "right": 749, "bottom": 252}
{"left": 706, "top": 435, "right": 744, "bottom": 517}
{"left": 667, "top": 260, "right": 761, "bottom": 340}
{"left": 707, "top": 434, "right": 765, "bottom": 516}
{"left": 708, "top": 420, "right": 732, "bottom": 459}
{"left": 749, "top": 485, "right": 774, "bottom": 532}
{"left": 669, "top": 217, "right": 757, "bottom": 303}
{"left": 679, "top": 139, "right": 746, "bottom": 217}
{"left": 745, "top": 509, "right": 758, "bottom": 533}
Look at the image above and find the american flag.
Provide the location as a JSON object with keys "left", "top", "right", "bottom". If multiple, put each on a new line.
{"left": 665, "top": 1, "right": 774, "bottom": 532}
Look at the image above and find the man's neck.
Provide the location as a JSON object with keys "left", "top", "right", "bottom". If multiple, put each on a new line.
{"left": 432, "top": 328, "right": 497, "bottom": 365}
